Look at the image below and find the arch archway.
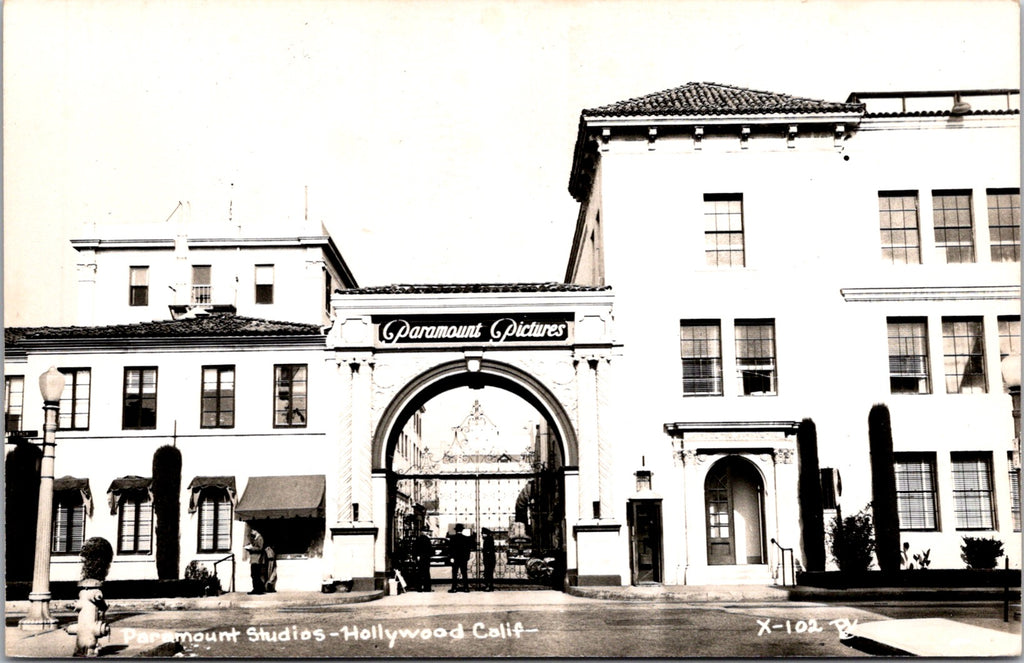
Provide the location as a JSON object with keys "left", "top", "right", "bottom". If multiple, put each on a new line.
{"left": 372, "top": 358, "right": 578, "bottom": 472}
{"left": 373, "top": 358, "right": 576, "bottom": 589}
{"left": 704, "top": 455, "right": 767, "bottom": 566}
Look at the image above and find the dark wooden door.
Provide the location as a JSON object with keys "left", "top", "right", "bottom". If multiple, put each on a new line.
{"left": 705, "top": 466, "right": 735, "bottom": 565}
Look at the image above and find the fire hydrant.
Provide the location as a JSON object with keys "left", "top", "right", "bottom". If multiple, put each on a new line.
{"left": 68, "top": 580, "right": 109, "bottom": 657}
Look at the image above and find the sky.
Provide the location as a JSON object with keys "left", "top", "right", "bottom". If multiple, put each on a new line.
{"left": 3, "top": 0, "right": 1020, "bottom": 329}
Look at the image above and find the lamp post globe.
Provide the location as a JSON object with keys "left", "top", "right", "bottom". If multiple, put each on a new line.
{"left": 19, "top": 366, "right": 66, "bottom": 631}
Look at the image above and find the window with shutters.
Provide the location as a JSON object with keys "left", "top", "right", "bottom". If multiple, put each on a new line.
{"left": 118, "top": 494, "right": 153, "bottom": 554}
{"left": 201, "top": 366, "right": 234, "bottom": 428}
{"left": 191, "top": 265, "right": 212, "bottom": 304}
{"left": 197, "top": 488, "right": 232, "bottom": 553}
{"left": 895, "top": 453, "right": 939, "bottom": 531}
{"left": 879, "top": 191, "right": 921, "bottom": 264}
{"left": 942, "top": 317, "right": 987, "bottom": 394}
{"left": 58, "top": 368, "right": 91, "bottom": 430}
{"left": 52, "top": 493, "right": 85, "bottom": 554}
{"left": 952, "top": 452, "right": 995, "bottom": 530}
{"left": 735, "top": 319, "right": 777, "bottom": 396}
{"left": 680, "top": 321, "right": 722, "bottom": 396}
{"left": 887, "top": 318, "right": 930, "bottom": 394}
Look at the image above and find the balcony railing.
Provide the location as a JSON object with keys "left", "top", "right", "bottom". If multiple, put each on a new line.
{"left": 191, "top": 285, "right": 212, "bottom": 304}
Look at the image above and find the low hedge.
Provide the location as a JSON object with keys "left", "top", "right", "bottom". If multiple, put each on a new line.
{"left": 797, "top": 569, "right": 1021, "bottom": 589}
{"left": 5, "top": 579, "right": 213, "bottom": 601}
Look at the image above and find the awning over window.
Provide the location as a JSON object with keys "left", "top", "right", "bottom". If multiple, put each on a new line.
{"left": 107, "top": 476, "right": 152, "bottom": 515}
{"left": 187, "top": 476, "right": 237, "bottom": 514}
{"left": 234, "top": 475, "right": 325, "bottom": 521}
{"left": 54, "top": 476, "right": 93, "bottom": 517}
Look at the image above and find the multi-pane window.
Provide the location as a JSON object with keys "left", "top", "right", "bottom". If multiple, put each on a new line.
{"left": 192, "top": 265, "right": 212, "bottom": 304}
{"left": 932, "top": 190, "right": 975, "bottom": 263}
{"left": 879, "top": 192, "right": 921, "bottom": 264}
{"left": 680, "top": 321, "right": 723, "bottom": 396}
{"left": 123, "top": 368, "right": 158, "bottom": 429}
{"left": 987, "top": 188, "right": 1021, "bottom": 262}
{"left": 895, "top": 453, "right": 939, "bottom": 530}
{"left": 1009, "top": 453, "right": 1021, "bottom": 533}
{"left": 942, "top": 317, "right": 987, "bottom": 394}
{"left": 58, "top": 368, "right": 91, "bottom": 430}
{"left": 201, "top": 366, "right": 235, "bottom": 428}
{"left": 735, "top": 320, "right": 777, "bottom": 396}
{"left": 274, "top": 364, "right": 308, "bottom": 427}
{"left": 998, "top": 316, "right": 1021, "bottom": 393}
{"left": 198, "top": 488, "right": 232, "bottom": 553}
{"left": 703, "top": 194, "right": 745, "bottom": 268}
{"left": 5, "top": 375, "right": 25, "bottom": 434}
{"left": 887, "top": 318, "right": 930, "bottom": 394}
{"left": 255, "top": 265, "right": 274, "bottom": 305}
{"left": 129, "top": 266, "right": 149, "bottom": 307}
{"left": 52, "top": 493, "right": 85, "bottom": 554}
{"left": 951, "top": 452, "right": 995, "bottom": 530}
{"left": 118, "top": 494, "right": 153, "bottom": 554}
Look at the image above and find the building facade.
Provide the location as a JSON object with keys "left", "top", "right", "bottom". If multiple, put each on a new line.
{"left": 5, "top": 82, "right": 1020, "bottom": 593}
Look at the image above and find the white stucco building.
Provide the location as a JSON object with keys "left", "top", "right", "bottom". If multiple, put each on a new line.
{"left": 5, "top": 82, "right": 1020, "bottom": 593}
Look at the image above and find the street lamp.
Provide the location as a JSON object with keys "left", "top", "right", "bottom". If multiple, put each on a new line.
{"left": 1001, "top": 353, "right": 1021, "bottom": 464}
{"left": 19, "top": 366, "right": 66, "bottom": 631}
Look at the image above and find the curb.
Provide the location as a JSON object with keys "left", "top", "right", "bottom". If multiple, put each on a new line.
{"left": 4, "top": 590, "right": 385, "bottom": 616}
{"left": 566, "top": 585, "right": 1022, "bottom": 603}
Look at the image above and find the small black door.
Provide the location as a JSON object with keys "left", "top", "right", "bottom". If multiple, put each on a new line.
{"left": 628, "top": 500, "right": 663, "bottom": 584}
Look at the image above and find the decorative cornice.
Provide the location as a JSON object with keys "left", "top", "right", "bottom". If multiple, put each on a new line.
{"left": 840, "top": 285, "right": 1020, "bottom": 302}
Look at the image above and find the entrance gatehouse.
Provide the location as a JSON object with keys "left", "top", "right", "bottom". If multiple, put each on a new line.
{"left": 321, "top": 284, "right": 618, "bottom": 591}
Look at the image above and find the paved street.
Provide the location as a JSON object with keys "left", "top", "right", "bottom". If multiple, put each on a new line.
{"left": 8, "top": 590, "right": 1018, "bottom": 658}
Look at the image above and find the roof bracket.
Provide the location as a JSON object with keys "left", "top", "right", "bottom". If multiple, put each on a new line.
{"left": 647, "top": 126, "right": 657, "bottom": 151}
{"left": 740, "top": 125, "right": 750, "bottom": 149}
{"left": 693, "top": 126, "right": 703, "bottom": 151}
{"left": 599, "top": 127, "right": 611, "bottom": 152}
{"left": 787, "top": 125, "right": 798, "bottom": 149}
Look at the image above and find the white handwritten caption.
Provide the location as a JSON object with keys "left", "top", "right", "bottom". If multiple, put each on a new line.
{"left": 122, "top": 622, "right": 538, "bottom": 649}
{"left": 756, "top": 618, "right": 858, "bottom": 637}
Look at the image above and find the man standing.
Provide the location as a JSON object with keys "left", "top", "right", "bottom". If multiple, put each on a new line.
{"left": 481, "top": 528, "right": 496, "bottom": 592}
{"left": 245, "top": 528, "right": 266, "bottom": 595}
{"left": 448, "top": 524, "right": 471, "bottom": 593}
{"left": 413, "top": 527, "right": 433, "bottom": 592}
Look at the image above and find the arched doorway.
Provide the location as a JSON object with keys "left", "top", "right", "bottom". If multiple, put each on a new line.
{"left": 704, "top": 456, "right": 766, "bottom": 566}
{"left": 374, "top": 359, "right": 574, "bottom": 589}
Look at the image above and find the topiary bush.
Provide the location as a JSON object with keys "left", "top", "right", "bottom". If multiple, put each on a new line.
{"left": 80, "top": 537, "right": 114, "bottom": 582}
{"left": 960, "top": 536, "right": 1004, "bottom": 569}
{"left": 828, "top": 507, "right": 875, "bottom": 573}
{"left": 868, "top": 404, "right": 900, "bottom": 572}
{"left": 153, "top": 445, "right": 182, "bottom": 580}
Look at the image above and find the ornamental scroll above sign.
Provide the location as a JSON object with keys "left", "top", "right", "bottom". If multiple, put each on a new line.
{"left": 372, "top": 313, "right": 573, "bottom": 347}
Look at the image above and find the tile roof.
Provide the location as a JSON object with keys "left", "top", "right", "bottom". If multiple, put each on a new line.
{"left": 5, "top": 314, "right": 322, "bottom": 342}
{"left": 584, "top": 82, "right": 864, "bottom": 118}
{"left": 336, "top": 283, "right": 611, "bottom": 295}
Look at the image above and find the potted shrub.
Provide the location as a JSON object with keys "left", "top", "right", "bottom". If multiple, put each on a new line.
{"left": 960, "top": 536, "right": 1004, "bottom": 569}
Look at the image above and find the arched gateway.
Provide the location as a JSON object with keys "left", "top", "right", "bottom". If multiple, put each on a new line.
{"left": 320, "top": 284, "right": 617, "bottom": 591}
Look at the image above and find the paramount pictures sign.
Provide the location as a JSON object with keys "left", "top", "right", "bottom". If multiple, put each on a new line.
{"left": 372, "top": 314, "right": 572, "bottom": 347}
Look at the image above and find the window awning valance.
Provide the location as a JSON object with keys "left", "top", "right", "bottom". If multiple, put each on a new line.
{"left": 106, "top": 476, "right": 152, "bottom": 515}
{"left": 187, "top": 476, "right": 237, "bottom": 514}
{"left": 234, "top": 475, "right": 325, "bottom": 521}
{"left": 54, "top": 476, "right": 93, "bottom": 517}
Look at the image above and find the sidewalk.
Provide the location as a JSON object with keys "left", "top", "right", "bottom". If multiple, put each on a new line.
{"left": 567, "top": 583, "right": 1021, "bottom": 603}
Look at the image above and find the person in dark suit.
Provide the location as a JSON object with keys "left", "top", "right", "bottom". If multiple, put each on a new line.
{"left": 448, "top": 524, "right": 472, "bottom": 593}
{"left": 481, "top": 528, "right": 496, "bottom": 591}
{"left": 413, "top": 528, "right": 433, "bottom": 592}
